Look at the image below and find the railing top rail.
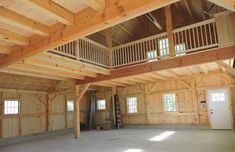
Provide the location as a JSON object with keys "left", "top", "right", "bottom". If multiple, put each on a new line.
{"left": 173, "top": 18, "right": 216, "bottom": 33}
{"left": 112, "top": 32, "right": 167, "bottom": 50}
{"left": 80, "top": 37, "right": 109, "bottom": 50}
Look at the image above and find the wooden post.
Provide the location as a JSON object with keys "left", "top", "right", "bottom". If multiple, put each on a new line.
{"left": 165, "top": 5, "right": 175, "bottom": 57}
{"left": 105, "top": 27, "right": 113, "bottom": 68}
{"left": 46, "top": 94, "right": 50, "bottom": 132}
{"left": 74, "top": 83, "right": 90, "bottom": 138}
{"left": 75, "top": 40, "right": 80, "bottom": 61}
{"left": 19, "top": 94, "right": 22, "bottom": 136}
{"left": 112, "top": 86, "right": 116, "bottom": 126}
{"left": 0, "top": 93, "right": 3, "bottom": 138}
{"left": 64, "top": 95, "right": 68, "bottom": 129}
{"left": 191, "top": 78, "right": 200, "bottom": 124}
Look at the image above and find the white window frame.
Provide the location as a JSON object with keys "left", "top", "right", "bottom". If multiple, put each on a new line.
{"left": 97, "top": 99, "right": 106, "bottom": 110}
{"left": 163, "top": 93, "right": 177, "bottom": 112}
{"left": 127, "top": 97, "right": 138, "bottom": 114}
{"left": 175, "top": 43, "right": 186, "bottom": 56}
{"left": 159, "top": 38, "right": 169, "bottom": 58}
{"left": 4, "top": 99, "right": 20, "bottom": 115}
{"left": 67, "top": 100, "right": 74, "bottom": 112}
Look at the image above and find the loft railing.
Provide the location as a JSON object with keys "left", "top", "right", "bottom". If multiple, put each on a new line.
{"left": 50, "top": 18, "right": 219, "bottom": 69}
{"left": 77, "top": 38, "right": 109, "bottom": 68}
{"left": 112, "top": 18, "right": 218, "bottom": 68}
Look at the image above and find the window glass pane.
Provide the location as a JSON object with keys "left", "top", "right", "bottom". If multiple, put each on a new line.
{"left": 211, "top": 92, "right": 225, "bottom": 102}
{"left": 163, "top": 93, "right": 176, "bottom": 112}
{"left": 4, "top": 100, "right": 19, "bottom": 115}
{"left": 159, "top": 38, "right": 169, "bottom": 57}
{"left": 175, "top": 43, "right": 186, "bottom": 56}
{"left": 127, "top": 97, "right": 137, "bottom": 113}
{"left": 147, "top": 50, "right": 157, "bottom": 60}
{"left": 97, "top": 99, "right": 106, "bottom": 110}
{"left": 67, "top": 100, "right": 74, "bottom": 112}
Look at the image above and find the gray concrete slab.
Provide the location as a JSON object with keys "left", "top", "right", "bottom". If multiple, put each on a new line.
{"left": 0, "top": 128, "right": 235, "bottom": 152}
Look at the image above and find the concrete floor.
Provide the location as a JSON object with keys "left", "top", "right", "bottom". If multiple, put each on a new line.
{"left": 0, "top": 128, "right": 235, "bottom": 152}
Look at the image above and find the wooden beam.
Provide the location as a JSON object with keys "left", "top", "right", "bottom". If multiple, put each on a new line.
{"left": 77, "top": 45, "right": 235, "bottom": 84}
{"left": 0, "top": 45, "right": 11, "bottom": 54}
{"left": 0, "top": 88, "right": 47, "bottom": 94}
{"left": 165, "top": 5, "right": 175, "bottom": 57}
{"left": 0, "top": 68, "right": 72, "bottom": 81}
{"left": 216, "top": 60, "right": 235, "bottom": 76}
{"left": 105, "top": 27, "right": 112, "bottom": 67}
{"left": 183, "top": 0, "right": 194, "bottom": 19}
{"left": 9, "top": 63, "right": 85, "bottom": 80}
{"left": 0, "top": 6, "right": 49, "bottom": 36}
{"left": 208, "top": 0, "right": 235, "bottom": 12}
{"left": 25, "top": 0, "right": 74, "bottom": 25}
{"left": 199, "top": 64, "right": 209, "bottom": 74}
{"left": 80, "top": 0, "right": 105, "bottom": 11}
{"left": 0, "top": 28, "right": 28, "bottom": 45}
{"left": 0, "top": 0, "right": 180, "bottom": 68}
{"left": 74, "top": 83, "right": 90, "bottom": 138}
{"left": 145, "top": 13, "right": 163, "bottom": 30}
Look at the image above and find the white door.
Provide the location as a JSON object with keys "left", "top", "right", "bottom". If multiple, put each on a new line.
{"left": 208, "top": 88, "right": 232, "bottom": 129}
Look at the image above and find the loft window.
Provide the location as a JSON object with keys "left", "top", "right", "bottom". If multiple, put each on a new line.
{"left": 67, "top": 100, "right": 74, "bottom": 112}
{"left": 163, "top": 93, "right": 176, "bottom": 112}
{"left": 4, "top": 100, "right": 19, "bottom": 115}
{"left": 97, "top": 99, "right": 106, "bottom": 110}
{"left": 127, "top": 97, "right": 138, "bottom": 113}
{"left": 159, "top": 38, "right": 169, "bottom": 57}
{"left": 147, "top": 50, "right": 157, "bottom": 60}
{"left": 175, "top": 43, "right": 186, "bottom": 56}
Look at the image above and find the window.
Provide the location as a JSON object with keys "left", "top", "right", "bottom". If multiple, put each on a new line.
{"left": 97, "top": 99, "right": 106, "bottom": 110}
{"left": 163, "top": 93, "right": 176, "bottom": 112}
{"left": 67, "top": 100, "right": 74, "bottom": 112}
{"left": 159, "top": 38, "right": 169, "bottom": 57}
{"left": 211, "top": 92, "right": 225, "bottom": 102}
{"left": 4, "top": 100, "right": 19, "bottom": 115}
{"left": 147, "top": 50, "right": 157, "bottom": 60}
{"left": 175, "top": 43, "right": 186, "bottom": 56}
{"left": 127, "top": 97, "right": 138, "bottom": 113}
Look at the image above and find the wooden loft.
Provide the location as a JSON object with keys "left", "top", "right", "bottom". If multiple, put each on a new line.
{"left": 0, "top": 0, "right": 234, "bottom": 84}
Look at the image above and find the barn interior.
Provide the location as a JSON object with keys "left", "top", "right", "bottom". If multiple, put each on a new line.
{"left": 0, "top": 0, "right": 235, "bottom": 152}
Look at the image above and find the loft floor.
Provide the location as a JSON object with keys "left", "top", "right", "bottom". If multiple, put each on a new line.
{"left": 1, "top": 128, "right": 235, "bottom": 152}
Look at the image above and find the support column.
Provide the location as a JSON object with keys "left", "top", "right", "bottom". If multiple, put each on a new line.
{"left": 74, "top": 85, "right": 80, "bottom": 138}
{"left": 0, "top": 93, "right": 3, "bottom": 138}
{"left": 112, "top": 86, "right": 116, "bottom": 126}
{"left": 165, "top": 5, "right": 175, "bottom": 57}
{"left": 105, "top": 27, "right": 113, "bottom": 68}
{"left": 45, "top": 95, "right": 49, "bottom": 132}
{"left": 74, "top": 83, "right": 90, "bottom": 138}
{"left": 191, "top": 78, "right": 200, "bottom": 124}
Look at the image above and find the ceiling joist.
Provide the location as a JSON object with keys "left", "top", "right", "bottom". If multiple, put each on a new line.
{"left": 25, "top": 0, "right": 74, "bottom": 25}
{"left": 0, "top": 28, "right": 29, "bottom": 45}
{"left": 80, "top": 0, "right": 105, "bottom": 11}
{"left": 0, "top": 6, "right": 49, "bottom": 36}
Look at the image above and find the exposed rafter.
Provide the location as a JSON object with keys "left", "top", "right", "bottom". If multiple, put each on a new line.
{"left": 0, "top": 6, "right": 49, "bottom": 36}
{"left": 80, "top": 0, "right": 105, "bottom": 11}
{"left": 145, "top": 13, "right": 163, "bottom": 30}
{"left": 25, "top": 0, "right": 74, "bottom": 25}
{"left": 0, "top": 28, "right": 28, "bottom": 45}
{"left": 208, "top": 0, "right": 235, "bottom": 12}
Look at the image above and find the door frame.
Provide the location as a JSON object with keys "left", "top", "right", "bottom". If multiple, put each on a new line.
{"left": 206, "top": 87, "right": 233, "bottom": 129}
